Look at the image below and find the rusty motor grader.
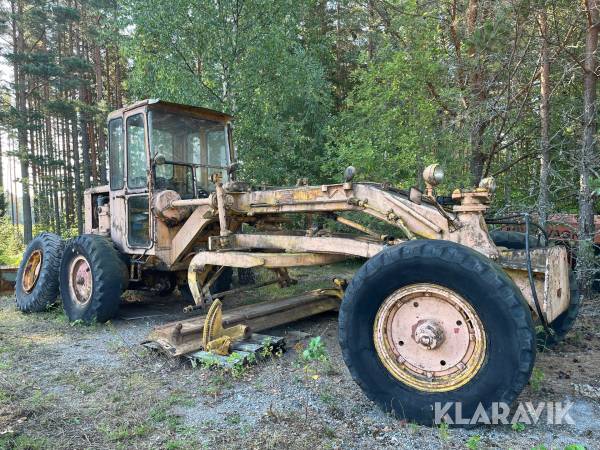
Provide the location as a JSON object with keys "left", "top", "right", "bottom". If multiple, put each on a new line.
{"left": 15, "top": 99, "right": 579, "bottom": 425}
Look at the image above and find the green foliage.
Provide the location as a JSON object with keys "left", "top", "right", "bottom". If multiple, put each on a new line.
{"left": 259, "top": 337, "right": 282, "bottom": 358}
{"left": 530, "top": 367, "right": 545, "bottom": 392}
{"left": 1, "top": 0, "right": 595, "bottom": 262}
{"left": 325, "top": 29, "right": 462, "bottom": 189}
{"left": 466, "top": 435, "right": 481, "bottom": 450}
{"left": 511, "top": 422, "right": 526, "bottom": 432}
{"left": 123, "top": 0, "right": 332, "bottom": 186}
{"left": 0, "top": 217, "right": 24, "bottom": 266}
{"left": 227, "top": 352, "right": 250, "bottom": 378}
{"left": 302, "top": 336, "right": 328, "bottom": 362}
{"left": 438, "top": 421, "right": 450, "bottom": 441}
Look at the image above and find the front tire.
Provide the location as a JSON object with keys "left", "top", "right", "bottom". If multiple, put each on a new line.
{"left": 339, "top": 240, "right": 535, "bottom": 425}
{"left": 59, "top": 235, "right": 127, "bottom": 323}
{"left": 16, "top": 233, "right": 63, "bottom": 312}
{"left": 237, "top": 267, "right": 256, "bottom": 285}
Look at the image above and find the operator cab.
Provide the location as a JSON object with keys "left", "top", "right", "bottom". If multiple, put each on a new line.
{"left": 150, "top": 108, "right": 232, "bottom": 198}
{"left": 105, "top": 99, "right": 235, "bottom": 253}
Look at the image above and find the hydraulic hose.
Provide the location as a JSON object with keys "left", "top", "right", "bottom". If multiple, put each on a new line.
{"left": 524, "top": 213, "right": 552, "bottom": 335}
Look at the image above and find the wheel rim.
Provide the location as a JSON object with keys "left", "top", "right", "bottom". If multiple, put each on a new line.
{"left": 69, "top": 255, "right": 93, "bottom": 305}
{"left": 373, "top": 283, "right": 486, "bottom": 392}
{"left": 22, "top": 250, "right": 43, "bottom": 293}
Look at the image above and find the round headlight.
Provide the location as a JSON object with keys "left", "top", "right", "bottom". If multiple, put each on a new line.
{"left": 344, "top": 166, "right": 356, "bottom": 182}
{"left": 423, "top": 164, "right": 444, "bottom": 186}
{"left": 479, "top": 176, "right": 497, "bottom": 193}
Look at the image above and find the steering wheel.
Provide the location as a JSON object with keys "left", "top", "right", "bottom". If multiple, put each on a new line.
{"left": 154, "top": 176, "right": 170, "bottom": 190}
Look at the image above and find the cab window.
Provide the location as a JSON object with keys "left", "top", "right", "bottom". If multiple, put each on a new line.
{"left": 207, "top": 129, "right": 229, "bottom": 185}
{"left": 128, "top": 195, "right": 150, "bottom": 247}
{"left": 127, "top": 114, "right": 147, "bottom": 189}
{"left": 148, "top": 110, "right": 230, "bottom": 196}
{"left": 108, "top": 118, "right": 124, "bottom": 190}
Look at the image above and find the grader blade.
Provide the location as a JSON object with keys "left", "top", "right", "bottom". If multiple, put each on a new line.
{"left": 144, "top": 289, "right": 342, "bottom": 357}
{"left": 201, "top": 299, "right": 249, "bottom": 355}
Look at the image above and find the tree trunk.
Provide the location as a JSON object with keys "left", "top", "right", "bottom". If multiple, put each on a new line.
{"left": 49, "top": 117, "right": 61, "bottom": 235}
{"left": 465, "top": 0, "right": 487, "bottom": 186}
{"left": 578, "top": 0, "right": 600, "bottom": 295}
{"left": 94, "top": 44, "right": 107, "bottom": 184}
{"left": 89, "top": 121, "right": 98, "bottom": 184}
{"left": 12, "top": 0, "right": 33, "bottom": 243}
{"left": 0, "top": 134, "right": 4, "bottom": 217}
{"left": 538, "top": 9, "right": 551, "bottom": 228}
{"left": 27, "top": 94, "right": 38, "bottom": 225}
{"left": 115, "top": 50, "right": 123, "bottom": 108}
{"left": 71, "top": 115, "right": 83, "bottom": 234}
{"left": 0, "top": 132, "right": 3, "bottom": 189}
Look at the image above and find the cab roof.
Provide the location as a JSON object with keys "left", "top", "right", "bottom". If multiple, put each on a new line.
{"left": 107, "top": 99, "right": 233, "bottom": 123}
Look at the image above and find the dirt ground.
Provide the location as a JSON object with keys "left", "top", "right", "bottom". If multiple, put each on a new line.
{"left": 0, "top": 264, "right": 599, "bottom": 450}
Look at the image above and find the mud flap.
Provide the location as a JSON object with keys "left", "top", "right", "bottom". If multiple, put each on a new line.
{"left": 499, "top": 245, "right": 571, "bottom": 323}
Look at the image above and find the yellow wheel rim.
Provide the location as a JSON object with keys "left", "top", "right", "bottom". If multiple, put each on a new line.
{"left": 22, "top": 250, "right": 43, "bottom": 293}
{"left": 373, "top": 283, "right": 486, "bottom": 392}
{"left": 68, "top": 255, "right": 93, "bottom": 305}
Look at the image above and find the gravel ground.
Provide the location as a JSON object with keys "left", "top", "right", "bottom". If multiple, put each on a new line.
{"left": 0, "top": 265, "right": 599, "bottom": 449}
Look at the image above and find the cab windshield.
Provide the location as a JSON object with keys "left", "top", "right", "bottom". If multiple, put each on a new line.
{"left": 148, "top": 110, "right": 230, "bottom": 198}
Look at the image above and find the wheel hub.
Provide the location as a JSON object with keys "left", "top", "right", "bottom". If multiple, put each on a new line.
{"left": 22, "top": 250, "right": 43, "bottom": 293}
{"left": 414, "top": 319, "right": 445, "bottom": 349}
{"left": 374, "top": 283, "right": 486, "bottom": 392}
{"left": 69, "top": 255, "right": 93, "bottom": 305}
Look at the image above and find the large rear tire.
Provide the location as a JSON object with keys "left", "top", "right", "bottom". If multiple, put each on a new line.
{"left": 339, "top": 240, "right": 535, "bottom": 425}
{"left": 237, "top": 267, "right": 256, "bottom": 286}
{"left": 15, "top": 233, "right": 63, "bottom": 312}
{"left": 59, "top": 235, "right": 127, "bottom": 323}
{"left": 489, "top": 230, "right": 542, "bottom": 249}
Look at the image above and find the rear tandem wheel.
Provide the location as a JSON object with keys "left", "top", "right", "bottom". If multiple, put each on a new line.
{"left": 59, "top": 234, "right": 128, "bottom": 323}
{"left": 339, "top": 240, "right": 536, "bottom": 425}
{"left": 15, "top": 232, "right": 64, "bottom": 312}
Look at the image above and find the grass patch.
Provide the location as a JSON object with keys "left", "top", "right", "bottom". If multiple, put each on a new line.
{"left": 23, "top": 389, "right": 57, "bottom": 411}
{"left": 164, "top": 439, "right": 196, "bottom": 450}
{"left": 0, "top": 387, "right": 10, "bottom": 405}
{"left": 149, "top": 396, "right": 189, "bottom": 433}
{"left": 530, "top": 367, "right": 545, "bottom": 392}
{"left": 225, "top": 411, "right": 241, "bottom": 425}
{"left": 102, "top": 423, "right": 152, "bottom": 442}
{"left": 197, "top": 372, "right": 231, "bottom": 398}
{"left": 165, "top": 392, "right": 195, "bottom": 408}
{"left": 0, "top": 435, "right": 48, "bottom": 450}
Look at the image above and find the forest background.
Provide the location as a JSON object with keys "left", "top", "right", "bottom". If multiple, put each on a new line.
{"left": 1, "top": 0, "right": 600, "bottom": 287}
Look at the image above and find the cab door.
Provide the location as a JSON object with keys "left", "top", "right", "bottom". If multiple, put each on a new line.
{"left": 108, "top": 116, "right": 127, "bottom": 252}
{"left": 123, "top": 110, "right": 152, "bottom": 252}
